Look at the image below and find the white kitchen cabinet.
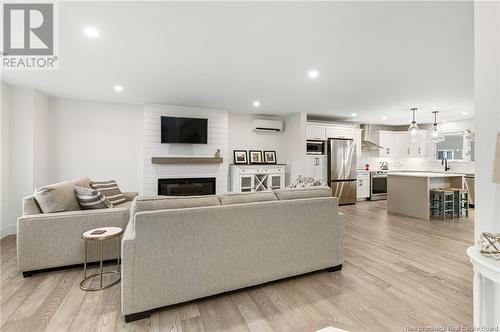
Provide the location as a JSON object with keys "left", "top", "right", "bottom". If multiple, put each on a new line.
{"left": 326, "top": 126, "right": 354, "bottom": 139}
{"left": 306, "top": 155, "right": 328, "bottom": 182}
{"left": 307, "top": 125, "right": 326, "bottom": 140}
{"left": 357, "top": 171, "right": 370, "bottom": 200}
{"left": 231, "top": 165, "right": 285, "bottom": 192}
{"left": 409, "top": 130, "right": 428, "bottom": 157}
{"left": 379, "top": 131, "right": 409, "bottom": 157}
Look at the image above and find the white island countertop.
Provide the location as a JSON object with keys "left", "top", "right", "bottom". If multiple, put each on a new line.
{"left": 388, "top": 172, "right": 465, "bottom": 178}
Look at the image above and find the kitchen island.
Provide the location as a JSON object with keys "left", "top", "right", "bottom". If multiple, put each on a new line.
{"left": 387, "top": 172, "right": 465, "bottom": 220}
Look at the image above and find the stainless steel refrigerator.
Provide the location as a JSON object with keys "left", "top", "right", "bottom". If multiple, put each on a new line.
{"left": 328, "top": 138, "right": 357, "bottom": 205}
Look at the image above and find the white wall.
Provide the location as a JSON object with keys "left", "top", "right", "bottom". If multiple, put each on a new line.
{"left": 48, "top": 98, "right": 143, "bottom": 192}
{"left": 33, "top": 90, "right": 49, "bottom": 188}
{"left": 1, "top": 83, "right": 12, "bottom": 237}
{"left": 227, "top": 113, "right": 285, "bottom": 164}
{"left": 474, "top": 0, "right": 500, "bottom": 327}
{"left": 1, "top": 85, "right": 50, "bottom": 237}
{"left": 282, "top": 113, "right": 307, "bottom": 184}
{"left": 142, "top": 104, "right": 228, "bottom": 195}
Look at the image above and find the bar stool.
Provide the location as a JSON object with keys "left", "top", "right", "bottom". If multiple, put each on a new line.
{"left": 430, "top": 189, "right": 454, "bottom": 220}
{"left": 444, "top": 187, "right": 469, "bottom": 218}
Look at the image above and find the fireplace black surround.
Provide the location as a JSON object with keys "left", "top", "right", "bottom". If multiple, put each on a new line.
{"left": 158, "top": 178, "right": 216, "bottom": 196}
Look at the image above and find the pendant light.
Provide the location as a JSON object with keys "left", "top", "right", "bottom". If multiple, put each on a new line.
{"left": 429, "top": 111, "right": 445, "bottom": 143}
{"left": 408, "top": 107, "right": 420, "bottom": 136}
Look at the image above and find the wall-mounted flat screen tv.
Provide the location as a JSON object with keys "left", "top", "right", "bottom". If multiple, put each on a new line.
{"left": 161, "top": 116, "right": 208, "bottom": 144}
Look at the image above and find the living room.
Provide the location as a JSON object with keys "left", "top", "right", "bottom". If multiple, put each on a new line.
{"left": 1, "top": 1, "right": 499, "bottom": 331}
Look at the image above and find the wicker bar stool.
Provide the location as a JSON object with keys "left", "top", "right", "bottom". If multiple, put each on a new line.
{"left": 430, "top": 189, "right": 455, "bottom": 220}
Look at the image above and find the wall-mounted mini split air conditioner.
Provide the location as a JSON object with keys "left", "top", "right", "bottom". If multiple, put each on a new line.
{"left": 252, "top": 119, "right": 283, "bottom": 134}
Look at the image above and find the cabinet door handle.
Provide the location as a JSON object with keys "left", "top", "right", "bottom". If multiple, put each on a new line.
{"left": 418, "top": 148, "right": 421, "bottom": 154}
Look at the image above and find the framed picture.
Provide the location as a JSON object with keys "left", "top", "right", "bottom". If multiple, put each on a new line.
{"left": 249, "top": 150, "right": 263, "bottom": 164}
{"left": 263, "top": 151, "right": 277, "bottom": 164}
{"left": 233, "top": 150, "right": 248, "bottom": 164}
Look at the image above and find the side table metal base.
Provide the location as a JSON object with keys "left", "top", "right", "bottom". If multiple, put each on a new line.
{"left": 80, "top": 271, "right": 121, "bottom": 291}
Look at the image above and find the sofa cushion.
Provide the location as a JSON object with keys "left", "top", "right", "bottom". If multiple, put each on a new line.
{"left": 75, "top": 186, "right": 113, "bottom": 209}
{"left": 71, "top": 177, "right": 92, "bottom": 189}
{"left": 131, "top": 195, "right": 221, "bottom": 215}
{"left": 22, "top": 196, "right": 42, "bottom": 215}
{"left": 274, "top": 186, "right": 332, "bottom": 200}
{"left": 34, "top": 181, "right": 82, "bottom": 213}
{"left": 91, "top": 180, "right": 127, "bottom": 206}
{"left": 219, "top": 191, "right": 277, "bottom": 205}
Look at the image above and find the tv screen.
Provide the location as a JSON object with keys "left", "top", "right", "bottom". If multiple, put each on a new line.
{"left": 161, "top": 116, "right": 208, "bottom": 144}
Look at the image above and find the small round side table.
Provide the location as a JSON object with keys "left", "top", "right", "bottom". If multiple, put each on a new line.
{"left": 80, "top": 226, "right": 123, "bottom": 291}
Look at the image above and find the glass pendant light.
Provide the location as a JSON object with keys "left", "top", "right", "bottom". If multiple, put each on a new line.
{"left": 429, "top": 111, "right": 445, "bottom": 143}
{"left": 408, "top": 107, "right": 420, "bottom": 136}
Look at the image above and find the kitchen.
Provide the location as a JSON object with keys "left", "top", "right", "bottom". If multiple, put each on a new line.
{"left": 305, "top": 111, "right": 475, "bottom": 219}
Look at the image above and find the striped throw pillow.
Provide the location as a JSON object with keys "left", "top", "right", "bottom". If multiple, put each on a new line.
{"left": 90, "top": 180, "right": 127, "bottom": 206}
{"left": 75, "top": 186, "right": 113, "bottom": 209}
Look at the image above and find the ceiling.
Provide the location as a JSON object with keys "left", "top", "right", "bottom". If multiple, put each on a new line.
{"left": 2, "top": 1, "right": 474, "bottom": 125}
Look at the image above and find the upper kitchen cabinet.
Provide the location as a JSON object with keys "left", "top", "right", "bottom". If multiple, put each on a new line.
{"left": 307, "top": 123, "right": 356, "bottom": 140}
{"left": 379, "top": 131, "right": 409, "bottom": 157}
{"left": 325, "top": 126, "right": 355, "bottom": 139}
{"left": 379, "top": 130, "right": 429, "bottom": 158}
{"left": 307, "top": 124, "right": 326, "bottom": 140}
{"left": 409, "top": 130, "right": 429, "bottom": 157}
{"left": 354, "top": 128, "right": 362, "bottom": 158}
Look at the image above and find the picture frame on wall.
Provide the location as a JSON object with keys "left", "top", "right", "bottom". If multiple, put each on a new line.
{"left": 249, "top": 150, "right": 263, "bottom": 164}
{"left": 263, "top": 151, "right": 277, "bottom": 164}
{"left": 233, "top": 150, "right": 248, "bottom": 164}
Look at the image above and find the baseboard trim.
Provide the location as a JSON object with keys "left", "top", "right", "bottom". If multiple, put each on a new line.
{"left": 1, "top": 225, "right": 16, "bottom": 239}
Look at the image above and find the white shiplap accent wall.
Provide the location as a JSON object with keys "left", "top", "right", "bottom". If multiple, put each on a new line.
{"left": 143, "top": 104, "right": 228, "bottom": 195}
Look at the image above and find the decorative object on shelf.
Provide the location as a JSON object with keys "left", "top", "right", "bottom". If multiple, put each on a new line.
{"left": 407, "top": 107, "right": 420, "bottom": 136}
{"left": 493, "top": 132, "right": 500, "bottom": 183}
{"left": 380, "top": 161, "right": 389, "bottom": 170}
{"left": 215, "top": 149, "right": 221, "bottom": 158}
{"left": 249, "top": 150, "right": 263, "bottom": 164}
{"left": 263, "top": 151, "right": 277, "bottom": 164}
{"left": 478, "top": 232, "right": 500, "bottom": 259}
{"left": 428, "top": 111, "right": 445, "bottom": 143}
{"left": 233, "top": 150, "right": 248, "bottom": 164}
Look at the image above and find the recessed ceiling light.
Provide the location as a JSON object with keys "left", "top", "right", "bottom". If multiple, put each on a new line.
{"left": 461, "top": 111, "right": 468, "bottom": 115}
{"left": 252, "top": 101, "right": 261, "bottom": 108}
{"left": 83, "top": 26, "right": 99, "bottom": 38}
{"left": 308, "top": 70, "right": 319, "bottom": 79}
{"left": 351, "top": 113, "right": 357, "bottom": 117}
{"left": 381, "top": 116, "right": 388, "bottom": 120}
{"left": 113, "top": 85, "right": 124, "bottom": 92}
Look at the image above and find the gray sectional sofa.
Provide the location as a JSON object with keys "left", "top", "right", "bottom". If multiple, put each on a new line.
{"left": 17, "top": 177, "right": 138, "bottom": 276}
{"left": 121, "top": 186, "right": 344, "bottom": 322}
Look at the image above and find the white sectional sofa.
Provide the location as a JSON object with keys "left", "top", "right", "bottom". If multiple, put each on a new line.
{"left": 121, "top": 187, "right": 344, "bottom": 322}
{"left": 17, "top": 177, "right": 137, "bottom": 276}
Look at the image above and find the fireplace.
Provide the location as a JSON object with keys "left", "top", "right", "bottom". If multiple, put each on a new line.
{"left": 158, "top": 178, "right": 216, "bottom": 196}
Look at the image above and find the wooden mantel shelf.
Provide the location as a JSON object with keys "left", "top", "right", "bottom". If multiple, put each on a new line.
{"left": 151, "top": 156, "right": 223, "bottom": 165}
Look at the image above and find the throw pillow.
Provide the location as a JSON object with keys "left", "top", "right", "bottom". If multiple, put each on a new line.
{"left": 90, "top": 180, "right": 127, "bottom": 206}
{"left": 34, "top": 181, "right": 82, "bottom": 213}
{"left": 75, "top": 186, "right": 113, "bottom": 209}
{"left": 289, "top": 175, "right": 326, "bottom": 188}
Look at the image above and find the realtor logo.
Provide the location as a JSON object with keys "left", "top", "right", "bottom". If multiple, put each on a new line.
{"left": 1, "top": 2, "right": 59, "bottom": 69}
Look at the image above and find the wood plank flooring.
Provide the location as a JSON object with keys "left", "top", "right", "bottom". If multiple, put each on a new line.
{"left": 0, "top": 201, "right": 474, "bottom": 332}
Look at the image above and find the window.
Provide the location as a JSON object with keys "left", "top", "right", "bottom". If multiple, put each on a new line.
{"left": 435, "top": 133, "right": 464, "bottom": 160}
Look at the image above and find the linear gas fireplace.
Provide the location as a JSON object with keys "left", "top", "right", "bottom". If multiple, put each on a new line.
{"left": 158, "top": 178, "right": 216, "bottom": 196}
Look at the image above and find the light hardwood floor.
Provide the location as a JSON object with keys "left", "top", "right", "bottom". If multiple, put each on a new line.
{"left": 0, "top": 201, "right": 474, "bottom": 332}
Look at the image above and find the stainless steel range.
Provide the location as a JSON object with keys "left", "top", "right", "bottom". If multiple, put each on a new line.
{"left": 369, "top": 170, "right": 387, "bottom": 200}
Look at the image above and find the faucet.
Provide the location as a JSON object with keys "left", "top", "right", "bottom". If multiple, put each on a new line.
{"left": 442, "top": 158, "right": 450, "bottom": 172}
